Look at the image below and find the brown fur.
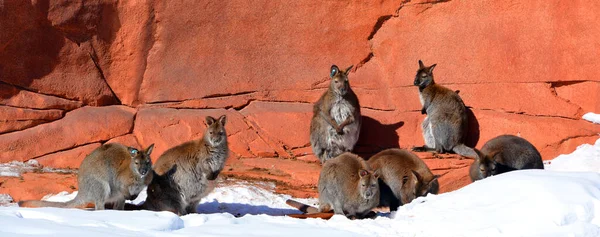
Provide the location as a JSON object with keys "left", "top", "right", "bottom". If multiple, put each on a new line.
{"left": 368, "top": 149, "right": 438, "bottom": 211}
{"left": 310, "top": 65, "right": 362, "bottom": 163}
{"left": 150, "top": 115, "right": 228, "bottom": 215}
{"left": 318, "top": 152, "right": 379, "bottom": 219}
{"left": 470, "top": 135, "right": 543, "bottom": 181}
{"left": 19, "top": 143, "right": 154, "bottom": 210}
{"left": 413, "top": 60, "right": 477, "bottom": 158}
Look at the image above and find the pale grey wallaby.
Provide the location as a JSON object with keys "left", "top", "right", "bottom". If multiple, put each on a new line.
{"left": 310, "top": 65, "right": 362, "bottom": 163}
{"left": 470, "top": 135, "right": 543, "bottom": 181}
{"left": 152, "top": 115, "right": 229, "bottom": 215}
{"left": 318, "top": 152, "right": 379, "bottom": 219}
{"left": 368, "top": 148, "right": 438, "bottom": 212}
{"left": 412, "top": 60, "right": 477, "bottom": 158}
{"left": 19, "top": 143, "right": 154, "bottom": 210}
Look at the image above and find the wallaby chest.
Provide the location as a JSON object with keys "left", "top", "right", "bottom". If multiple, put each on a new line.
{"left": 330, "top": 97, "right": 354, "bottom": 124}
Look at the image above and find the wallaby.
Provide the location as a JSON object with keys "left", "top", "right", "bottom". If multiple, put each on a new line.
{"left": 19, "top": 143, "right": 154, "bottom": 210}
{"left": 141, "top": 165, "right": 186, "bottom": 215}
{"left": 318, "top": 152, "right": 379, "bottom": 219}
{"left": 367, "top": 148, "right": 438, "bottom": 212}
{"left": 412, "top": 60, "right": 477, "bottom": 158}
{"left": 470, "top": 135, "right": 543, "bottom": 181}
{"left": 151, "top": 115, "right": 229, "bottom": 215}
{"left": 310, "top": 65, "right": 361, "bottom": 163}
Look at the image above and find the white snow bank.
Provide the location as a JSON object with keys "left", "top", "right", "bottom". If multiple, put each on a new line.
{"left": 0, "top": 160, "right": 74, "bottom": 177}
{"left": 545, "top": 138, "right": 600, "bottom": 172}
{"left": 2, "top": 170, "right": 600, "bottom": 236}
{"left": 583, "top": 112, "right": 600, "bottom": 124}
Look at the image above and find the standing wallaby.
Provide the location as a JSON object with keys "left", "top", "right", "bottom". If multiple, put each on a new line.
{"left": 470, "top": 135, "right": 543, "bottom": 181}
{"left": 318, "top": 152, "right": 379, "bottom": 219}
{"left": 367, "top": 149, "right": 438, "bottom": 212}
{"left": 412, "top": 60, "right": 477, "bottom": 158}
{"left": 151, "top": 115, "right": 229, "bottom": 215}
{"left": 19, "top": 143, "right": 154, "bottom": 210}
{"left": 310, "top": 65, "right": 362, "bottom": 164}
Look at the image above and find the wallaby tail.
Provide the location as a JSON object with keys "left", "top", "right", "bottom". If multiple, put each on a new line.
{"left": 452, "top": 144, "right": 478, "bottom": 159}
{"left": 285, "top": 199, "right": 319, "bottom": 214}
{"left": 18, "top": 195, "right": 88, "bottom": 209}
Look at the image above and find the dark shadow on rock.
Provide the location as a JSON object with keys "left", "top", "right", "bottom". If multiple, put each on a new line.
{"left": 464, "top": 107, "right": 480, "bottom": 148}
{"left": 0, "top": 0, "right": 62, "bottom": 99}
{"left": 354, "top": 116, "right": 404, "bottom": 159}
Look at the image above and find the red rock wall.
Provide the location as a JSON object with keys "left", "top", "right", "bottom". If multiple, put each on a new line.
{"left": 1, "top": 0, "right": 599, "bottom": 198}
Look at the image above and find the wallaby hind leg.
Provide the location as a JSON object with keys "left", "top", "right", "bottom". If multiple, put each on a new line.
{"left": 332, "top": 201, "right": 345, "bottom": 215}
{"left": 113, "top": 199, "right": 125, "bottom": 210}
{"left": 422, "top": 117, "right": 436, "bottom": 148}
{"left": 185, "top": 203, "right": 198, "bottom": 214}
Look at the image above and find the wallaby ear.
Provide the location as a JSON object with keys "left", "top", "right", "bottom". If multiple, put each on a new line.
{"left": 372, "top": 170, "right": 380, "bottom": 179}
{"left": 418, "top": 60, "right": 425, "bottom": 68}
{"left": 127, "top": 147, "right": 139, "bottom": 157}
{"left": 330, "top": 65, "right": 340, "bottom": 78}
{"left": 344, "top": 65, "right": 353, "bottom": 76}
{"left": 359, "top": 169, "right": 368, "bottom": 178}
{"left": 218, "top": 115, "right": 227, "bottom": 126}
{"left": 411, "top": 170, "right": 423, "bottom": 182}
{"left": 145, "top": 144, "right": 155, "bottom": 156}
{"left": 428, "top": 64, "right": 437, "bottom": 74}
{"left": 165, "top": 164, "right": 178, "bottom": 178}
{"left": 205, "top": 116, "right": 216, "bottom": 126}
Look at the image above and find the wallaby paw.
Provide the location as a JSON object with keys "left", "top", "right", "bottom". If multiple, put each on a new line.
{"left": 411, "top": 146, "right": 426, "bottom": 152}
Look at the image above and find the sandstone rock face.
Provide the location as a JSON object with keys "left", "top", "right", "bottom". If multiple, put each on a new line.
{"left": 1, "top": 0, "right": 599, "bottom": 199}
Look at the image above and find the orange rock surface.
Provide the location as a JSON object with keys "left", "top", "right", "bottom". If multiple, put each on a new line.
{"left": 1, "top": 0, "right": 599, "bottom": 201}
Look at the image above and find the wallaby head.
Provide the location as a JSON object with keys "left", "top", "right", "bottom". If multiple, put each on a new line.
{"left": 144, "top": 165, "right": 183, "bottom": 214}
{"left": 127, "top": 144, "right": 154, "bottom": 177}
{"left": 358, "top": 169, "right": 379, "bottom": 200}
{"left": 204, "top": 115, "right": 227, "bottom": 147}
{"left": 470, "top": 148, "right": 497, "bottom": 180}
{"left": 414, "top": 60, "right": 437, "bottom": 90}
{"left": 329, "top": 65, "right": 353, "bottom": 96}
{"left": 412, "top": 170, "right": 439, "bottom": 198}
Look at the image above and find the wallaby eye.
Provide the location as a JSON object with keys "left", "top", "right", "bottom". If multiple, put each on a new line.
{"left": 210, "top": 131, "right": 214, "bottom": 135}
{"left": 334, "top": 80, "right": 339, "bottom": 83}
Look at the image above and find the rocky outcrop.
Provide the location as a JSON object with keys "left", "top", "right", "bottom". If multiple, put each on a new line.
{"left": 1, "top": 0, "right": 599, "bottom": 199}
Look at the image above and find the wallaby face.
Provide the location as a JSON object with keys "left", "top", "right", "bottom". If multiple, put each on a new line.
{"left": 204, "top": 115, "right": 227, "bottom": 147}
{"left": 413, "top": 60, "right": 436, "bottom": 89}
{"left": 412, "top": 170, "right": 439, "bottom": 198}
{"left": 128, "top": 144, "right": 154, "bottom": 177}
{"left": 143, "top": 165, "right": 183, "bottom": 215}
{"left": 329, "top": 65, "right": 353, "bottom": 96}
{"left": 358, "top": 169, "right": 379, "bottom": 200}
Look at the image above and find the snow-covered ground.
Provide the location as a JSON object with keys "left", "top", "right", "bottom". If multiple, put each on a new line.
{"left": 1, "top": 138, "right": 600, "bottom": 236}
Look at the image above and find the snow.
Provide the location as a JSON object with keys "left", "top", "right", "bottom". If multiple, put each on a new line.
{"left": 583, "top": 112, "right": 600, "bottom": 124}
{"left": 1, "top": 138, "right": 600, "bottom": 236}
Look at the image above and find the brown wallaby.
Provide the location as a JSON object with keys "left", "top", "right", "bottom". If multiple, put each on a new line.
{"left": 318, "top": 152, "right": 379, "bottom": 219}
{"left": 412, "top": 60, "right": 477, "bottom": 158}
{"left": 151, "top": 115, "right": 229, "bottom": 215}
{"left": 19, "top": 143, "right": 154, "bottom": 210}
{"left": 310, "top": 65, "right": 361, "bottom": 164}
{"left": 367, "top": 149, "right": 438, "bottom": 212}
{"left": 470, "top": 135, "right": 543, "bottom": 181}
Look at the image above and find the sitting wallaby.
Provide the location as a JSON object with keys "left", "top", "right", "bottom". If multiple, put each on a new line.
{"left": 412, "top": 60, "right": 477, "bottom": 158}
{"left": 141, "top": 165, "right": 186, "bottom": 215}
{"left": 470, "top": 135, "right": 543, "bottom": 181}
{"left": 151, "top": 115, "right": 229, "bottom": 215}
{"left": 367, "top": 149, "right": 438, "bottom": 212}
{"left": 318, "top": 152, "right": 379, "bottom": 219}
{"left": 19, "top": 143, "right": 154, "bottom": 210}
{"left": 310, "top": 65, "right": 361, "bottom": 163}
